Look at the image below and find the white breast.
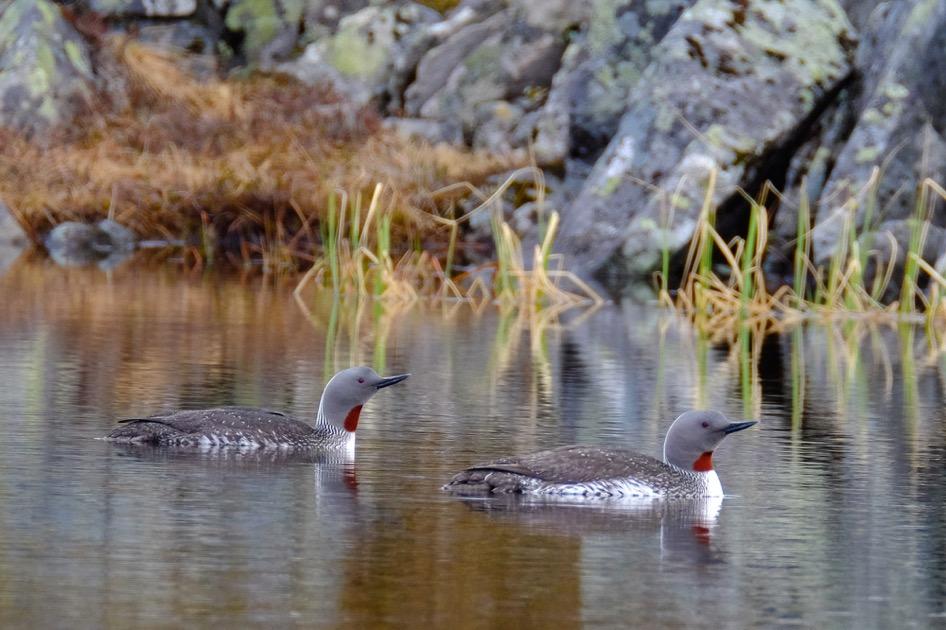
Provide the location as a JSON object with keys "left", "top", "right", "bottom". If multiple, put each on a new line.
{"left": 701, "top": 470, "right": 723, "bottom": 497}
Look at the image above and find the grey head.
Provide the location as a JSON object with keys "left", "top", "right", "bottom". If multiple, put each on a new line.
{"left": 317, "top": 366, "right": 410, "bottom": 432}
{"left": 662, "top": 410, "right": 756, "bottom": 472}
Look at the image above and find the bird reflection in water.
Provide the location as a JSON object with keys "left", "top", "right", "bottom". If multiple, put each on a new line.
{"left": 109, "top": 441, "right": 362, "bottom": 495}
{"left": 452, "top": 494, "right": 725, "bottom": 565}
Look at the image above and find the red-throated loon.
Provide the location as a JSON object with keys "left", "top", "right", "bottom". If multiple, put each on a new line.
{"left": 104, "top": 367, "right": 409, "bottom": 450}
{"left": 443, "top": 410, "right": 756, "bottom": 498}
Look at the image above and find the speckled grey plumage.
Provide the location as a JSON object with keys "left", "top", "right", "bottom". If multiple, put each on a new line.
{"left": 105, "top": 406, "right": 350, "bottom": 449}
{"left": 104, "top": 366, "right": 409, "bottom": 451}
{"left": 443, "top": 445, "right": 713, "bottom": 499}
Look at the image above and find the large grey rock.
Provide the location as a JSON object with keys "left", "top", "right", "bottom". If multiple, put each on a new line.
{"left": 513, "top": 0, "right": 595, "bottom": 30}
{"left": 472, "top": 100, "right": 525, "bottom": 153}
{"left": 0, "top": 0, "right": 96, "bottom": 135}
{"left": 134, "top": 20, "right": 219, "bottom": 56}
{"left": 531, "top": 0, "right": 696, "bottom": 166}
{"left": 809, "top": 0, "right": 946, "bottom": 266}
{"left": 838, "top": 0, "right": 887, "bottom": 31}
{"left": 556, "top": 0, "right": 856, "bottom": 285}
{"left": 404, "top": 9, "right": 507, "bottom": 116}
{"left": 405, "top": 7, "right": 564, "bottom": 144}
{"left": 279, "top": 2, "right": 440, "bottom": 107}
{"left": 300, "top": 0, "right": 370, "bottom": 43}
{"left": 84, "top": 0, "right": 197, "bottom": 17}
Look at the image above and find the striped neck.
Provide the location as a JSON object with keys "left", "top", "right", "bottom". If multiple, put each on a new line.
{"left": 316, "top": 400, "right": 361, "bottom": 433}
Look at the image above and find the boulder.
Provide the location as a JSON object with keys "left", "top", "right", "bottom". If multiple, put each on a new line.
{"left": 472, "top": 100, "right": 525, "bottom": 154}
{"left": 279, "top": 2, "right": 440, "bottom": 107}
{"left": 530, "top": 0, "right": 697, "bottom": 166}
{"left": 0, "top": 0, "right": 96, "bottom": 135}
{"left": 405, "top": 7, "right": 564, "bottom": 143}
{"left": 808, "top": 0, "right": 946, "bottom": 267}
{"left": 556, "top": 0, "right": 856, "bottom": 286}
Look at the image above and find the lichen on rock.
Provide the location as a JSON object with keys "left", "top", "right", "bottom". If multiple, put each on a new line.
{"left": 555, "top": 0, "right": 856, "bottom": 287}
{"left": 0, "top": 0, "right": 96, "bottom": 134}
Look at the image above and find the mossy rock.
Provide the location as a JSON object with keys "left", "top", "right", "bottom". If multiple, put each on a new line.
{"left": 224, "top": 0, "right": 305, "bottom": 63}
{"left": 0, "top": 0, "right": 95, "bottom": 134}
{"left": 555, "top": 0, "right": 856, "bottom": 285}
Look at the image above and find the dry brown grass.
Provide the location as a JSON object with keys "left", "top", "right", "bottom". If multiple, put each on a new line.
{"left": 0, "top": 39, "right": 521, "bottom": 271}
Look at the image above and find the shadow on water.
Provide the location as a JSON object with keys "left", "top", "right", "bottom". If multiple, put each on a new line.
{"left": 2, "top": 259, "right": 946, "bottom": 626}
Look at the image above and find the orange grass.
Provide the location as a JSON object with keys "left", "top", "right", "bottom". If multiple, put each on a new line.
{"left": 0, "top": 39, "right": 521, "bottom": 272}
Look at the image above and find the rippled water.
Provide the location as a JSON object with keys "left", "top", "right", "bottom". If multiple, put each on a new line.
{"left": 1, "top": 259, "right": 945, "bottom": 628}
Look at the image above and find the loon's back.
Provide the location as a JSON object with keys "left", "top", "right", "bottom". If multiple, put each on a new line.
{"left": 105, "top": 407, "right": 336, "bottom": 449}
{"left": 443, "top": 445, "right": 711, "bottom": 498}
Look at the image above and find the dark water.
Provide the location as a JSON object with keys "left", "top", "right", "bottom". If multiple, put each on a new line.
{"left": 1, "top": 260, "right": 945, "bottom": 628}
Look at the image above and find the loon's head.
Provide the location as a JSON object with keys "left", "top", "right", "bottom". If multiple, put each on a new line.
{"left": 317, "top": 367, "right": 410, "bottom": 432}
{"left": 662, "top": 410, "right": 756, "bottom": 472}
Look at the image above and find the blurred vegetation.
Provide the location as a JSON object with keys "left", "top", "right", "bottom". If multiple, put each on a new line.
{"left": 0, "top": 40, "right": 518, "bottom": 271}
{"left": 0, "top": 40, "right": 603, "bottom": 311}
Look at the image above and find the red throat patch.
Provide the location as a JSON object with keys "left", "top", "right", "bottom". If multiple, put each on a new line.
{"left": 692, "top": 451, "right": 714, "bottom": 472}
{"left": 344, "top": 405, "right": 363, "bottom": 433}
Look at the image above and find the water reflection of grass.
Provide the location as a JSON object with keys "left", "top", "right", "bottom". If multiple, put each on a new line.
{"left": 682, "top": 308, "right": 940, "bottom": 436}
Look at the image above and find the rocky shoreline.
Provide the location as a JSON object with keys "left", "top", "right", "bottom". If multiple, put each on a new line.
{"left": 0, "top": 0, "right": 943, "bottom": 296}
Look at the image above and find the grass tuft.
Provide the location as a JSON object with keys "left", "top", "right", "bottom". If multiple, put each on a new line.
{"left": 669, "top": 171, "right": 946, "bottom": 343}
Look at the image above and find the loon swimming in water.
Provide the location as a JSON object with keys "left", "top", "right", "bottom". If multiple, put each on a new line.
{"left": 443, "top": 410, "right": 756, "bottom": 498}
{"left": 105, "top": 367, "right": 409, "bottom": 449}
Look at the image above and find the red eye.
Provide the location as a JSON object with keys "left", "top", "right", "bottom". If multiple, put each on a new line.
{"left": 357, "top": 377, "right": 365, "bottom": 384}
{"left": 701, "top": 421, "right": 709, "bottom": 428}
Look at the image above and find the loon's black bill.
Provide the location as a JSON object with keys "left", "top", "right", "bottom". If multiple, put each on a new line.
{"left": 723, "top": 420, "right": 758, "bottom": 434}
{"left": 375, "top": 373, "right": 410, "bottom": 389}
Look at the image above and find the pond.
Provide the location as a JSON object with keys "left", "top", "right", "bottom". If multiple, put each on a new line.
{"left": 0, "top": 259, "right": 944, "bottom": 628}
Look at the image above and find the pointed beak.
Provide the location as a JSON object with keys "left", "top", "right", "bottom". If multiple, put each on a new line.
{"left": 723, "top": 420, "right": 757, "bottom": 435}
{"left": 374, "top": 373, "right": 410, "bottom": 389}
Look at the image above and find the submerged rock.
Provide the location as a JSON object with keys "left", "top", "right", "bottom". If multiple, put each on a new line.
{"left": 556, "top": 0, "right": 856, "bottom": 287}
{"left": 45, "top": 220, "right": 136, "bottom": 269}
{"left": 0, "top": 0, "right": 96, "bottom": 135}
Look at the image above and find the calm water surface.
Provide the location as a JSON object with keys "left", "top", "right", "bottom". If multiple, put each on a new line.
{"left": 0, "top": 260, "right": 945, "bottom": 628}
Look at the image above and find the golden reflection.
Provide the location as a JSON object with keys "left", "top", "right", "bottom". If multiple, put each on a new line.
{"left": 336, "top": 501, "right": 584, "bottom": 628}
